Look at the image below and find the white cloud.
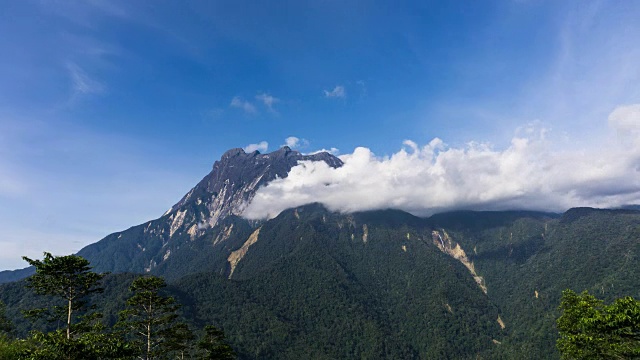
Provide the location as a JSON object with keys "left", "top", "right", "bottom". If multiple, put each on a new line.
{"left": 243, "top": 113, "right": 640, "bottom": 220}
{"left": 230, "top": 96, "right": 257, "bottom": 114}
{"left": 256, "top": 93, "right": 280, "bottom": 112}
{"left": 244, "top": 141, "right": 269, "bottom": 153}
{"left": 282, "top": 136, "right": 309, "bottom": 149}
{"left": 307, "top": 147, "right": 340, "bottom": 156}
{"left": 324, "top": 85, "right": 346, "bottom": 99}
{"left": 608, "top": 104, "right": 640, "bottom": 134}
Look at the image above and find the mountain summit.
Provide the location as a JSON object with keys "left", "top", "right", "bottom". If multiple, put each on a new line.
{"left": 77, "top": 146, "right": 342, "bottom": 274}
{"left": 166, "top": 146, "right": 342, "bottom": 229}
{"left": 0, "top": 147, "right": 342, "bottom": 281}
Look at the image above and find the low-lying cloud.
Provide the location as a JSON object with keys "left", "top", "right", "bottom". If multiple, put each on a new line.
{"left": 243, "top": 106, "right": 640, "bottom": 219}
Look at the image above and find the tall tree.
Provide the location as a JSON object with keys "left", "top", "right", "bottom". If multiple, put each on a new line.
{"left": 19, "top": 252, "right": 129, "bottom": 359}
{"left": 557, "top": 289, "right": 640, "bottom": 359}
{"left": 118, "top": 275, "right": 182, "bottom": 360}
{"left": 22, "top": 252, "right": 105, "bottom": 340}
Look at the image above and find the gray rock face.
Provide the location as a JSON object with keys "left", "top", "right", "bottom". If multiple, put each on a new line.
{"left": 167, "top": 146, "right": 343, "bottom": 230}
{"left": 0, "top": 147, "right": 343, "bottom": 280}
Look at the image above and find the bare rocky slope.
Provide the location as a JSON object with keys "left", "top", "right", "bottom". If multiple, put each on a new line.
{"left": 0, "top": 146, "right": 342, "bottom": 281}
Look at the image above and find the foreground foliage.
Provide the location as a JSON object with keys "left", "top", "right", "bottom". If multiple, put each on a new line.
{"left": 2, "top": 253, "right": 234, "bottom": 360}
{"left": 22, "top": 252, "right": 105, "bottom": 341}
{"left": 557, "top": 289, "right": 640, "bottom": 359}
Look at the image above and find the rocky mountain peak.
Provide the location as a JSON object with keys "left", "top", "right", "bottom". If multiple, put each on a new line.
{"left": 59, "top": 146, "right": 345, "bottom": 275}
{"left": 166, "top": 147, "right": 343, "bottom": 237}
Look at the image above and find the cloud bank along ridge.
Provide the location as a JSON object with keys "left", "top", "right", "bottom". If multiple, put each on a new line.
{"left": 243, "top": 107, "right": 640, "bottom": 219}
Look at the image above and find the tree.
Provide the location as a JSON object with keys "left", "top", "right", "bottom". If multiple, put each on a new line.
{"left": 118, "top": 275, "right": 182, "bottom": 360}
{"left": 22, "top": 252, "right": 105, "bottom": 340}
{"left": 163, "top": 323, "right": 195, "bottom": 359}
{"left": 557, "top": 289, "right": 640, "bottom": 359}
{"left": 197, "top": 325, "right": 236, "bottom": 360}
{"left": 19, "top": 253, "right": 132, "bottom": 359}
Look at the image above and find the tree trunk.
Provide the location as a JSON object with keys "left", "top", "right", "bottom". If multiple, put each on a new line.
{"left": 147, "top": 299, "right": 152, "bottom": 360}
{"left": 67, "top": 298, "right": 72, "bottom": 340}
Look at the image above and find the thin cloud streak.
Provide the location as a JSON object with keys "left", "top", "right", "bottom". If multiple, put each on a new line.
{"left": 67, "top": 62, "right": 105, "bottom": 95}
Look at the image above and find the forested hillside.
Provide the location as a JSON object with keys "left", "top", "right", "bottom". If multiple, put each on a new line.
{"left": 2, "top": 206, "right": 639, "bottom": 359}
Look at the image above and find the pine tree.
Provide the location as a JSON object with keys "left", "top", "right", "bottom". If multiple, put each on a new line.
{"left": 19, "top": 253, "right": 133, "bottom": 359}
{"left": 118, "top": 275, "right": 182, "bottom": 360}
{"left": 22, "top": 252, "right": 105, "bottom": 340}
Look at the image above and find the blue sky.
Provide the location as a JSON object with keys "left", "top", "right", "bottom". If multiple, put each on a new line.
{"left": 1, "top": 1, "right": 640, "bottom": 270}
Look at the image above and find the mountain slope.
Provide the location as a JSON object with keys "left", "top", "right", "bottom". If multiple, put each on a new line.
{"left": 3, "top": 144, "right": 640, "bottom": 359}
{"left": 2, "top": 205, "right": 640, "bottom": 359}
{"left": 179, "top": 205, "right": 502, "bottom": 359}
{"left": 429, "top": 208, "right": 640, "bottom": 359}
{"left": 0, "top": 147, "right": 342, "bottom": 282}
{"left": 76, "top": 146, "right": 342, "bottom": 276}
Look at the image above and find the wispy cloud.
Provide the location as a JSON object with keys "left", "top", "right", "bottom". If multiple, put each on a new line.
{"left": 517, "top": 3, "right": 640, "bottom": 140}
{"left": 256, "top": 93, "right": 280, "bottom": 112}
{"left": 244, "top": 107, "right": 640, "bottom": 220}
{"left": 67, "top": 62, "right": 105, "bottom": 95}
{"left": 230, "top": 96, "right": 257, "bottom": 114}
{"left": 244, "top": 141, "right": 269, "bottom": 153}
{"left": 324, "top": 85, "right": 346, "bottom": 99}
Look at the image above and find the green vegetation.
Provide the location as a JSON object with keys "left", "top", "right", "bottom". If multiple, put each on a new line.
{"left": 197, "top": 325, "right": 236, "bottom": 360}
{"left": 117, "top": 275, "right": 183, "bottom": 359}
{"left": 1, "top": 206, "right": 640, "bottom": 359}
{"left": 557, "top": 290, "right": 640, "bottom": 359}
{"left": 22, "top": 252, "right": 105, "bottom": 340}
{"left": 0, "top": 301, "right": 11, "bottom": 334}
{"left": 0, "top": 253, "right": 234, "bottom": 360}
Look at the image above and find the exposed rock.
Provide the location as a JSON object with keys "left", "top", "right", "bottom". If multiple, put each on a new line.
{"left": 227, "top": 227, "right": 261, "bottom": 279}
{"left": 432, "top": 230, "right": 488, "bottom": 294}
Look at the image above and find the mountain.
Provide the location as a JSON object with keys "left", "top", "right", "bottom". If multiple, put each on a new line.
{"left": 3, "top": 203, "right": 639, "bottom": 359}
{"left": 0, "top": 146, "right": 342, "bottom": 281}
{"left": 2, "top": 146, "right": 640, "bottom": 359}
